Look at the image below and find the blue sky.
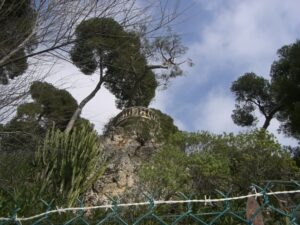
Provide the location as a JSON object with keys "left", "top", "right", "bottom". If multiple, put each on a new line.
{"left": 48, "top": 0, "right": 300, "bottom": 146}
{"left": 151, "top": 0, "right": 300, "bottom": 145}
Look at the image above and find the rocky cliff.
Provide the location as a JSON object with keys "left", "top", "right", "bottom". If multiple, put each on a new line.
{"left": 85, "top": 107, "right": 164, "bottom": 204}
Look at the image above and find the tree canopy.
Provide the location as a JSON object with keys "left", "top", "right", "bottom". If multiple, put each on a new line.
{"left": 70, "top": 17, "right": 158, "bottom": 109}
{"left": 140, "top": 129, "right": 299, "bottom": 199}
{"left": 231, "top": 72, "right": 277, "bottom": 129}
{"left": 66, "top": 17, "right": 187, "bottom": 132}
{"left": 271, "top": 40, "right": 300, "bottom": 139}
{"left": 231, "top": 40, "right": 300, "bottom": 140}
{"left": 0, "top": 0, "right": 36, "bottom": 84}
{"left": 0, "top": 81, "right": 82, "bottom": 152}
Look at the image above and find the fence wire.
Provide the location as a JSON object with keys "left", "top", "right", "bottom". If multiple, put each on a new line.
{"left": 0, "top": 180, "right": 300, "bottom": 225}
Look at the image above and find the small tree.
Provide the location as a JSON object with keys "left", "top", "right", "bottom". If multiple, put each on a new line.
{"left": 0, "top": 82, "right": 84, "bottom": 152}
{"left": 231, "top": 72, "right": 279, "bottom": 129}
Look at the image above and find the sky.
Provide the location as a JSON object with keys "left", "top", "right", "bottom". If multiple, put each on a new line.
{"left": 47, "top": 0, "right": 300, "bottom": 146}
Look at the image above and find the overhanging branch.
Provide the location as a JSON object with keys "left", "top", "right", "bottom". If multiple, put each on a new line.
{"left": 146, "top": 64, "right": 168, "bottom": 70}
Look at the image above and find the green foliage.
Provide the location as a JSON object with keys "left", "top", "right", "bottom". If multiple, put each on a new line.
{"left": 0, "top": 118, "right": 43, "bottom": 152}
{"left": 231, "top": 40, "right": 300, "bottom": 139}
{"left": 184, "top": 129, "right": 299, "bottom": 192}
{"left": 271, "top": 40, "right": 300, "bottom": 139}
{"left": 151, "top": 109, "right": 179, "bottom": 141}
{"left": 0, "top": 124, "right": 105, "bottom": 216}
{"left": 0, "top": 151, "right": 39, "bottom": 216}
{"left": 231, "top": 73, "right": 271, "bottom": 103}
{"left": 231, "top": 72, "right": 275, "bottom": 128}
{"left": 34, "top": 124, "right": 106, "bottom": 206}
{"left": 107, "top": 67, "right": 157, "bottom": 109}
{"left": 0, "top": 82, "right": 80, "bottom": 152}
{"left": 5, "top": 81, "right": 78, "bottom": 130}
{"left": 139, "top": 131, "right": 230, "bottom": 198}
{"left": 140, "top": 129, "right": 299, "bottom": 199}
{"left": 218, "top": 130, "right": 298, "bottom": 191}
{"left": 70, "top": 17, "right": 158, "bottom": 109}
{"left": 288, "top": 146, "right": 300, "bottom": 168}
{"left": 28, "top": 81, "right": 78, "bottom": 130}
{"left": 70, "top": 18, "right": 124, "bottom": 75}
{"left": 139, "top": 145, "right": 189, "bottom": 199}
{"left": 0, "top": 0, "right": 36, "bottom": 84}
{"left": 188, "top": 152, "right": 230, "bottom": 194}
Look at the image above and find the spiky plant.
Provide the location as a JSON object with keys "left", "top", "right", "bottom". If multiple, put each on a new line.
{"left": 35, "top": 124, "right": 106, "bottom": 206}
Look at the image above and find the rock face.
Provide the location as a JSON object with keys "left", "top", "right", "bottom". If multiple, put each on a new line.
{"left": 85, "top": 107, "right": 161, "bottom": 204}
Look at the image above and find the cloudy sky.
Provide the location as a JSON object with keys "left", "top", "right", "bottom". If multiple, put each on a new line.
{"left": 48, "top": 0, "right": 300, "bottom": 146}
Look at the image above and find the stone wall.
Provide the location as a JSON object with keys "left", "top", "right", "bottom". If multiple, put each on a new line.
{"left": 114, "top": 107, "right": 158, "bottom": 126}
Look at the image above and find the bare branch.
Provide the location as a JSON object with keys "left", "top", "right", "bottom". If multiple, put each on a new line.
{"left": 146, "top": 64, "right": 169, "bottom": 70}
{"left": 0, "top": 18, "right": 38, "bottom": 66}
{"left": 1, "top": 0, "right": 189, "bottom": 133}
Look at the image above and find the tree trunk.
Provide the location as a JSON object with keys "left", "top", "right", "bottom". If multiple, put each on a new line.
{"left": 262, "top": 116, "right": 272, "bottom": 130}
{"left": 261, "top": 103, "right": 283, "bottom": 130}
{"left": 65, "top": 73, "right": 104, "bottom": 133}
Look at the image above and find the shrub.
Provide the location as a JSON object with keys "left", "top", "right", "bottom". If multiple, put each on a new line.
{"left": 34, "top": 124, "right": 106, "bottom": 206}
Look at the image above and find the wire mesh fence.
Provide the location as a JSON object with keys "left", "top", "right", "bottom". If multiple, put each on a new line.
{"left": 0, "top": 180, "right": 299, "bottom": 225}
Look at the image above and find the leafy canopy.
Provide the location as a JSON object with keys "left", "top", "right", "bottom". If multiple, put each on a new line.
{"left": 14, "top": 81, "right": 78, "bottom": 130}
{"left": 0, "top": 82, "right": 85, "bottom": 152}
{"left": 231, "top": 40, "right": 300, "bottom": 139}
{"left": 0, "top": 0, "right": 36, "bottom": 84}
{"left": 231, "top": 72, "right": 275, "bottom": 128}
{"left": 140, "top": 129, "right": 299, "bottom": 198}
{"left": 70, "top": 17, "right": 158, "bottom": 109}
{"left": 271, "top": 40, "right": 300, "bottom": 139}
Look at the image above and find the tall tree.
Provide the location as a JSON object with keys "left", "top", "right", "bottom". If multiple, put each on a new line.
{"left": 271, "top": 40, "right": 300, "bottom": 139}
{"left": 66, "top": 17, "right": 187, "bottom": 132}
{"left": 70, "top": 18, "right": 158, "bottom": 109}
{"left": 0, "top": 0, "right": 185, "bottom": 124}
{"left": 231, "top": 40, "right": 300, "bottom": 138}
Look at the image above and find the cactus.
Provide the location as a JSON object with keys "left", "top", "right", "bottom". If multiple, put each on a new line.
{"left": 35, "top": 124, "right": 106, "bottom": 206}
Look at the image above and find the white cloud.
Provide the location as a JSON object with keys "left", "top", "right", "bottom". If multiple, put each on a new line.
{"left": 40, "top": 0, "right": 300, "bottom": 145}
{"left": 193, "top": 0, "right": 300, "bottom": 76}
{"left": 193, "top": 89, "right": 239, "bottom": 133}
{"left": 154, "top": 0, "right": 300, "bottom": 145}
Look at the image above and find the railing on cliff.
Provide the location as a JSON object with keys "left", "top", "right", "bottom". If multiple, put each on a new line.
{"left": 114, "top": 107, "right": 158, "bottom": 126}
{"left": 0, "top": 181, "right": 300, "bottom": 225}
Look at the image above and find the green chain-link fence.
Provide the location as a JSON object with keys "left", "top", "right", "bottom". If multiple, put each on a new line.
{"left": 0, "top": 180, "right": 300, "bottom": 225}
